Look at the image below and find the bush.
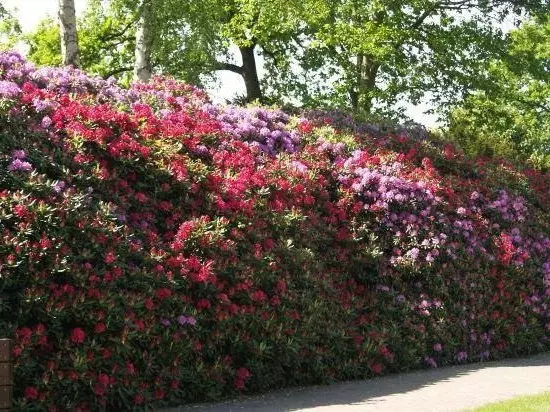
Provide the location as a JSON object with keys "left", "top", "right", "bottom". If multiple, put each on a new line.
{"left": 1, "top": 51, "right": 549, "bottom": 411}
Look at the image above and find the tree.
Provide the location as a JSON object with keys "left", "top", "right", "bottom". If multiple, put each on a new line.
{"left": 134, "top": 0, "right": 154, "bottom": 81}
{"left": 446, "top": 17, "right": 550, "bottom": 168}
{"left": 213, "top": 0, "right": 319, "bottom": 103}
{"left": 0, "top": 4, "right": 21, "bottom": 50}
{"left": 295, "top": 0, "right": 548, "bottom": 116}
{"left": 23, "top": 0, "right": 304, "bottom": 101}
{"left": 25, "top": 1, "right": 136, "bottom": 80}
{"left": 58, "top": 0, "right": 80, "bottom": 66}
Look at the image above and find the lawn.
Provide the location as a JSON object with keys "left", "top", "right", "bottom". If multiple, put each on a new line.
{"left": 472, "top": 392, "right": 550, "bottom": 411}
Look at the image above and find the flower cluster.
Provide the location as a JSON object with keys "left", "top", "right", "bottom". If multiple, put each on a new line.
{"left": 0, "top": 80, "right": 20, "bottom": 98}
{"left": 203, "top": 104, "right": 301, "bottom": 155}
{"left": 7, "top": 150, "right": 32, "bottom": 172}
{"left": 1, "top": 51, "right": 550, "bottom": 411}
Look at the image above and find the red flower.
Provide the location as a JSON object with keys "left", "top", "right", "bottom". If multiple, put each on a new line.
{"left": 144, "top": 298, "right": 155, "bottom": 311}
{"left": 196, "top": 298, "right": 211, "bottom": 310}
{"left": 97, "top": 373, "right": 110, "bottom": 386}
{"left": 93, "top": 384, "right": 106, "bottom": 396}
{"left": 126, "top": 362, "right": 136, "bottom": 375}
{"left": 133, "top": 394, "right": 144, "bottom": 405}
{"left": 24, "top": 386, "right": 39, "bottom": 400}
{"left": 17, "top": 327, "right": 32, "bottom": 345}
{"left": 297, "top": 120, "right": 313, "bottom": 134}
{"left": 234, "top": 369, "right": 252, "bottom": 391}
{"left": 94, "top": 323, "right": 106, "bottom": 334}
{"left": 250, "top": 290, "right": 267, "bottom": 303}
{"left": 67, "top": 370, "right": 79, "bottom": 381}
{"left": 155, "top": 288, "right": 172, "bottom": 301}
{"left": 443, "top": 144, "right": 455, "bottom": 159}
{"left": 70, "top": 328, "right": 85, "bottom": 344}
{"left": 39, "top": 236, "right": 52, "bottom": 250}
{"left": 368, "top": 362, "right": 383, "bottom": 374}
{"left": 236, "top": 367, "right": 251, "bottom": 380}
{"left": 190, "top": 261, "right": 213, "bottom": 283}
{"left": 154, "top": 388, "right": 165, "bottom": 400}
{"left": 13, "top": 204, "right": 30, "bottom": 218}
{"left": 104, "top": 251, "right": 116, "bottom": 264}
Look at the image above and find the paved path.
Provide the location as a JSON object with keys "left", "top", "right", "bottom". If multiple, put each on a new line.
{"left": 171, "top": 353, "right": 550, "bottom": 412}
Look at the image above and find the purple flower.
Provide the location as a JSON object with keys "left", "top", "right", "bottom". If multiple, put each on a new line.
{"left": 41, "top": 116, "right": 53, "bottom": 128}
{"left": 291, "top": 161, "right": 309, "bottom": 173}
{"left": 204, "top": 104, "right": 300, "bottom": 155}
{"left": 0, "top": 80, "right": 21, "bottom": 98}
{"left": 12, "top": 150, "right": 26, "bottom": 159}
{"left": 53, "top": 181, "right": 66, "bottom": 194}
{"left": 424, "top": 356, "right": 437, "bottom": 368}
{"left": 177, "top": 315, "right": 197, "bottom": 326}
{"left": 8, "top": 158, "right": 32, "bottom": 172}
{"left": 406, "top": 248, "right": 420, "bottom": 260}
{"left": 160, "top": 318, "right": 171, "bottom": 327}
{"left": 433, "top": 343, "right": 442, "bottom": 352}
{"left": 456, "top": 351, "right": 468, "bottom": 362}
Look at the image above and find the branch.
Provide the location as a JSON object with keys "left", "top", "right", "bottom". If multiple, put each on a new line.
{"left": 410, "top": 3, "right": 441, "bottom": 31}
{"left": 99, "top": 16, "right": 138, "bottom": 43}
{"left": 214, "top": 61, "right": 244, "bottom": 74}
{"left": 102, "top": 66, "right": 133, "bottom": 79}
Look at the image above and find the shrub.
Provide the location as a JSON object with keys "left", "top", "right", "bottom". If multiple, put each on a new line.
{"left": 0, "top": 51, "right": 549, "bottom": 411}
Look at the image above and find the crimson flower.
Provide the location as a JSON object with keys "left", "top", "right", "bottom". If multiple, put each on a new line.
{"left": 70, "top": 328, "right": 85, "bottom": 344}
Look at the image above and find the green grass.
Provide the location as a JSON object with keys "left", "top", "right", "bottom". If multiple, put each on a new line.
{"left": 470, "top": 392, "right": 550, "bottom": 411}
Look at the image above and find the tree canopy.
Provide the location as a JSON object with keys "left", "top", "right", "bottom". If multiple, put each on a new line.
{"left": 447, "top": 17, "right": 550, "bottom": 167}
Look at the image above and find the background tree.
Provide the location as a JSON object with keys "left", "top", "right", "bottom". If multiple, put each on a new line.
{"left": 21, "top": 0, "right": 308, "bottom": 102}
{"left": 292, "top": 0, "right": 548, "bottom": 116}
{"left": 212, "top": 0, "right": 313, "bottom": 103}
{"left": 446, "top": 17, "right": 550, "bottom": 168}
{"left": 18, "top": 0, "right": 550, "bottom": 116}
{"left": 58, "top": 0, "right": 80, "bottom": 66}
{"left": 134, "top": 0, "right": 153, "bottom": 81}
{"left": 0, "top": 4, "right": 21, "bottom": 50}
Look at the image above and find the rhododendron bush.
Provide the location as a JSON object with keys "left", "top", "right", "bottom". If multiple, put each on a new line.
{"left": 1, "top": 51, "right": 550, "bottom": 410}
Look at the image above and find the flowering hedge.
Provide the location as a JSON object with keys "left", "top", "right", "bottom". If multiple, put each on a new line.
{"left": 1, "top": 51, "right": 549, "bottom": 411}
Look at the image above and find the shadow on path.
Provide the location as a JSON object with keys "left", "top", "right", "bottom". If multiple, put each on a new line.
{"left": 167, "top": 353, "right": 550, "bottom": 412}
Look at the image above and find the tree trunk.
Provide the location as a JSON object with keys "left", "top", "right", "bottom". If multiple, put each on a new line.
{"left": 239, "top": 45, "right": 263, "bottom": 103}
{"left": 58, "top": 0, "right": 79, "bottom": 67}
{"left": 349, "top": 54, "right": 379, "bottom": 114}
{"left": 134, "top": 0, "right": 154, "bottom": 82}
{"left": 349, "top": 54, "right": 363, "bottom": 112}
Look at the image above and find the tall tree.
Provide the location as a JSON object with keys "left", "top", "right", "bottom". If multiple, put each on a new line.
{"left": 0, "top": 4, "right": 21, "bottom": 50}
{"left": 447, "top": 17, "right": 550, "bottom": 168}
{"left": 25, "top": 0, "right": 305, "bottom": 101}
{"left": 211, "top": 0, "right": 311, "bottom": 103}
{"left": 58, "top": 0, "right": 80, "bottom": 66}
{"left": 297, "top": 0, "right": 548, "bottom": 115}
{"left": 134, "top": 0, "right": 154, "bottom": 82}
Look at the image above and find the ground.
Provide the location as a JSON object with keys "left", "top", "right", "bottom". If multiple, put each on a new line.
{"left": 169, "top": 353, "right": 550, "bottom": 412}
